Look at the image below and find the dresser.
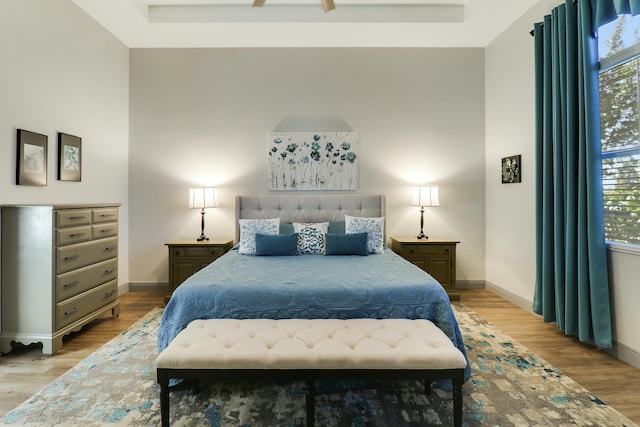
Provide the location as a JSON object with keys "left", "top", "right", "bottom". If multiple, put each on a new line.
{"left": 165, "top": 239, "right": 234, "bottom": 303}
{"left": 0, "top": 204, "right": 121, "bottom": 355}
{"left": 390, "top": 237, "right": 460, "bottom": 300}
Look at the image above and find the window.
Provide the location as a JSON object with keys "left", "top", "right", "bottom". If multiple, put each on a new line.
{"left": 598, "top": 15, "right": 640, "bottom": 245}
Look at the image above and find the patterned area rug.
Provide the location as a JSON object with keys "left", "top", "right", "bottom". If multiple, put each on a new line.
{"left": 0, "top": 305, "right": 636, "bottom": 427}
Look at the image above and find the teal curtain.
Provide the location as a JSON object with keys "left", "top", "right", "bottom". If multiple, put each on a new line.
{"left": 590, "top": 0, "right": 640, "bottom": 29}
{"left": 533, "top": 0, "right": 613, "bottom": 348}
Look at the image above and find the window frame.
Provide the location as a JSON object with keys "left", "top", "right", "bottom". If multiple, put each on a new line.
{"left": 598, "top": 30, "right": 640, "bottom": 249}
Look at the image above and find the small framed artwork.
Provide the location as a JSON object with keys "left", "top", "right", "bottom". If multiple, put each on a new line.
{"left": 58, "top": 133, "right": 82, "bottom": 181}
{"left": 17, "top": 129, "right": 48, "bottom": 186}
{"left": 501, "top": 154, "right": 521, "bottom": 183}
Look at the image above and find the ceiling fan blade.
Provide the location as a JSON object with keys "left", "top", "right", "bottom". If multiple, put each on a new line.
{"left": 252, "top": 0, "right": 265, "bottom": 7}
{"left": 321, "top": 0, "right": 335, "bottom": 12}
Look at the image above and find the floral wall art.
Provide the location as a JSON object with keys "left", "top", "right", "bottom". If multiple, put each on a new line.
{"left": 268, "top": 132, "right": 359, "bottom": 191}
{"left": 501, "top": 154, "right": 521, "bottom": 184}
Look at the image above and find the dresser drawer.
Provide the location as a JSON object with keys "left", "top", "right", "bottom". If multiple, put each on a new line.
{"left": 56, "top": 280, "right": 118, "bottom": 329}
{"left": 399, "top": 244, "right": 453, "bottom": 257}
{"left": 56, "top": 259, "right": 118, "bottom": 302}
{"left": 92, "top": 208, "right": 118, "bottom": 224}
{"left": 56, "top": 237, "right": 118, "bottom": 274}
{"left": 56, "top": 226, "right": 92, "bottom": 246}
{"left": 92, "top": 223, "right": 118, "bottom": 239}
{"left": 56, "top": 210, "right": 91, "bottom": 227}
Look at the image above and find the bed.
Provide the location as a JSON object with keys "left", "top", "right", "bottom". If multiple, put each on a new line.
{"left": 158, "top": 194, "right": 469, "bottom": 381}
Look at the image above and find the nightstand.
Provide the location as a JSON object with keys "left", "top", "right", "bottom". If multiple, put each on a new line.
{"left": 165, "top": 239, "right": 234, "bottom": 303}
{"left": 390, "top": 237, "right": 460, "bottom": 301}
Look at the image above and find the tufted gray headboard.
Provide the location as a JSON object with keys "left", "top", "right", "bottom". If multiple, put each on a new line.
{"left": 235, "top": 194, "right": 386, "bottom": 243}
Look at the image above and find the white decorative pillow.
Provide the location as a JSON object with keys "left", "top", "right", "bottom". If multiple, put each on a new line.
{"left": 293, "top": 222, "right": 329, "bottom": 254}
{"left": 344, "top": 215, "right": 385, "bottom": 254}
{"left": 238, "top": 218, "right": 280, "bottom": 255}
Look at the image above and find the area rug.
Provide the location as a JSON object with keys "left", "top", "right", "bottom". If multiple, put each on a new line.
{"left": 1, "top": 305, "right": 636, "bottom": 427}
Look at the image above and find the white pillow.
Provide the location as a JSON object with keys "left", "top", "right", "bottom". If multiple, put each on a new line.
{"left": 238, "top": 218, "right": 280, "bottom": 255}
{"left": 293, "top": 222, "right": 329, "bottom": 254}
{"left": 344, "top": 215, "right": 385, "bottom": 254}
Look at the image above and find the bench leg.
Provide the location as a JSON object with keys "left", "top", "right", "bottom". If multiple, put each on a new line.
{"left": 158, "top": 370, "right": 170, "bottom": 427}
{"left": 305, "top": 379, "right": 315, "bottom": 427}
{"left": 452, "top": 377, "right": 463, "bottom": 427}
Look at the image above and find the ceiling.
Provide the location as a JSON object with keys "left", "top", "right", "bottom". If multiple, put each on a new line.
{"left": 72, "top": 0, "right": 540, "bottom": 48}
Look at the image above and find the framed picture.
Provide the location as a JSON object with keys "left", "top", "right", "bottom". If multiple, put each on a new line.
{"left": 17, "top": 129, "right": 48, "bottom": 186}
{"left": 267, "top": 131, "right": 359, "bottom": 191}
{"left": 58, "top": 133, "right": 82, "bottom": 181}
{"left": 501, "top": 154, "right": 521, "bottom": 183}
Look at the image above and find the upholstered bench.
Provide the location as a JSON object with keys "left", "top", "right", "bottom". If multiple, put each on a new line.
{"left": 156, "top": 318, "right": 466, "bottom": 427}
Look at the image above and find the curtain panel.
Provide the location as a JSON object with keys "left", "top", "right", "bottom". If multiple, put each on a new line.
{"left": 533, "top": 0, "right": 613, "bottom": 348}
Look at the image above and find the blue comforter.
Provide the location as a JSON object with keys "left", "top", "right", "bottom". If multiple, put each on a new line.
{"left": 158, "top": 247, "right": 470, "bottom": 381}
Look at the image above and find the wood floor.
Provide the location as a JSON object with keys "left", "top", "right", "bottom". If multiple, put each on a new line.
{"left": 0, "top": 289, "right": 638, "bottom": 424}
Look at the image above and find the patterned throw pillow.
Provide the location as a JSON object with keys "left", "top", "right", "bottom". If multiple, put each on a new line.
{"left": 238, "top": 218, "right": 280, "bottom": 255}
{"left": 293, "top": 222, "right": 329, "bottom": 254}
{"left": 344, "top": 215, "right": 385, "bottom": 254}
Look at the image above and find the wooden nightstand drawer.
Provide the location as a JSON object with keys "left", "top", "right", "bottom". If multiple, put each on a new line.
{"left": 171, "top": 246, "right": 226, "bottom": 259}
{"left": 400, "top": 244, "right": 452, "bottom": 257}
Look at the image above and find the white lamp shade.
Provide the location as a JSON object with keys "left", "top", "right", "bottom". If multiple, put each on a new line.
{"left": 189, "top": 187, "right": 218, "bottom": 209}
{"left": 411, "top": 185, "right": 440, "bottom": 207}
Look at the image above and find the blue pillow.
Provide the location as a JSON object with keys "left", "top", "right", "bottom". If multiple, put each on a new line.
{"left": 255, "top": 233, "right": 299, "bottom": 256}
{"left": 279, "top": 223, "right": 295, "bottom": 234}
{"left": 325, "top": 233, "right": 369, "bottom": 256}
{"left": 328, "top": 221, "right": 345, "bottom": 234}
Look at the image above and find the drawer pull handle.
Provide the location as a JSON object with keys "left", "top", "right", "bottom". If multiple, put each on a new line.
{"left": 104, "top": 268, "right": 116, "bottom": 274}
{"left": 69, "top": 232, "right": 86, "bottom": 238}
{"left": 99, "top": 214, "right": 115, "bottom": 218}
{"left": 63, "top": 281, "right": 79, "bottom": 289}
{"left": 104, "top": 246, "right": 116, "bottom": 252}
{"left": 64, "top": 307, "right": 80, "bottom": 317}
{"left": 104, "top": 290, "right": 116, "bottom": 298}
{"left": 99, "top": 229, "right": 111, "bottom": 234}
{"left": 64, "top": 255, "right": 80, "bottom": 262}
{"left": 69, "top": 216, "right": 87, "bottom": 220}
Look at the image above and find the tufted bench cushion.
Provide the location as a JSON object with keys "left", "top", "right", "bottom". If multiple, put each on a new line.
{"left": 156, "top": 318, "right": 466, "bottom": 427}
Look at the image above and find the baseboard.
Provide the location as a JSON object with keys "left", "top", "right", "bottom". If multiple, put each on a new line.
{"left": 484, "top": 281, "right": 534, "bottom": 312}
{"left": 128, "top": 282, "right": 168, "bottom": 292}
{"left": 483, "top": 281, "right": 640, "bottom": 370}
{"left": 604, "top": 337, "right": 640, "bottom": 370}
{"left": 456, "top": 279, "right": 485, "bottom": 290}
{"left": 118, "top": 282, "right": 130, "bottom": 295}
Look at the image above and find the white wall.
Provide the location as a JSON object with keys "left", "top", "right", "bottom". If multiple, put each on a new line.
{"left": 484, "top": 3, "right": 544, "bottom": 307}
{"left": 129, "top": 48, "right": 486, "bottom": 285}
{"left": 0, "top": 0, "right": 130, "bottom": 289}
{"left": 485, "top": 0, "right": 640, "bottom": 366}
